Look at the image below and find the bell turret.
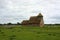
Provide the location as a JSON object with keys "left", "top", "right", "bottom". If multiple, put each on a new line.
{"left": 37, "top": 13, "right": 43, "bottom": 17}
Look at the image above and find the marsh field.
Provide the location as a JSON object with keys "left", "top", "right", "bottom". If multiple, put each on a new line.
{"left": 0, "top": 25, "right": 60, "bottom": 40}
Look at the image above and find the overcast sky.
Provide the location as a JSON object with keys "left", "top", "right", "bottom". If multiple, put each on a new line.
{"left": 0, "top": 0, "right": 60, "bottom": 24}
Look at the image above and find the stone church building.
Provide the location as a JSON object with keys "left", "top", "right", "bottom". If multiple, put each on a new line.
{"left": 21, "top": 13, "right": 44, "bottom": 27}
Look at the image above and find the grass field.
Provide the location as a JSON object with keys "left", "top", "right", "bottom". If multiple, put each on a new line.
{"left": 0, "top": 25, "right": 60, "bottom": 40}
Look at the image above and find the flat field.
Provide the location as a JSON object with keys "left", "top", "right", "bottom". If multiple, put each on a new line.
{"left": 0, "top": 25, "right": 60, "bottom": 40}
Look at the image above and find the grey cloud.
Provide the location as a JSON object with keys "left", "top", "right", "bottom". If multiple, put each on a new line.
{"left": 0, "top": 0, "right": 60, "bottom": 24}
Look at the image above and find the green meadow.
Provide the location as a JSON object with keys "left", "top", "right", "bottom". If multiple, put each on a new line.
{"left": 0, "top": 25, "right": 60, "bottom": 40}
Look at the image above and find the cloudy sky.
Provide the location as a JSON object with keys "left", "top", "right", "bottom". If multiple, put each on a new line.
{"left": 0, "top": 0, "right": 60, "bottom": 24}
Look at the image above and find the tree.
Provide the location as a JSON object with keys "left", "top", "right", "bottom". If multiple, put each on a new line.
{"left": 7, "top": 23, "right": 12, "bottom": 25}
{"left": 17, "top": 22, "right": 20, "bottom": 25}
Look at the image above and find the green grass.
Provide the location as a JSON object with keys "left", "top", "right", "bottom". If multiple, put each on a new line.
{"left": 0, "top": 25, "right": 60, "bottom": 40}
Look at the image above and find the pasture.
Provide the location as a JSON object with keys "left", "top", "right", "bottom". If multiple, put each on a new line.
{"left": 0, "top": 25, "right": 60, "bottom": 40}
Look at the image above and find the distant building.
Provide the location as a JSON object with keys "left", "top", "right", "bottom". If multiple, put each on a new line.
{"left": 21, "top": 13, "right": 44, "bottom": 27}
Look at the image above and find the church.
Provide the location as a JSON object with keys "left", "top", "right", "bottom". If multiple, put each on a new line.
{"left": 21, "top": 13, "right": 44, "bottom": 27}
